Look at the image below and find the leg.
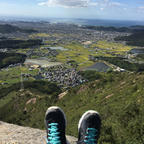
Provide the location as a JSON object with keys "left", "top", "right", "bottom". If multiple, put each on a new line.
{"left": 77, "top": 110, "right": 101, "bottom": 144}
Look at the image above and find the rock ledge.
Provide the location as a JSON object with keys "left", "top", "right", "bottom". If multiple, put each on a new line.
{"left": 0, "top": 121, "right": 77, "bottom": 144}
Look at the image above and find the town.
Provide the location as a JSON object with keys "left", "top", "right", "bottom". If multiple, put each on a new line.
{"left": 0, "top": 21, "right": 144, "bottom": 89}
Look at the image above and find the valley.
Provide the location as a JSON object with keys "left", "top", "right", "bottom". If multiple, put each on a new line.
{"left": 0, "top": 21, "right": 144, "bottom": 144}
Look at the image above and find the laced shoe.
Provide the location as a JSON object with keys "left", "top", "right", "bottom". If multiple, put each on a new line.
{"left": 45, "top": 106, "right": 67, "bottom": 144}
{"left": 77, "top": 110, "right": 101, "bottom": 144}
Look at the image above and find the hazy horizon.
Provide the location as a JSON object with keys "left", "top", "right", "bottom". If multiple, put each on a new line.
{"left": 0, "top": 0, "right": 144, "bottom": 21}
{"left": 1, "top": 15, "right": 144, "bottom": 27}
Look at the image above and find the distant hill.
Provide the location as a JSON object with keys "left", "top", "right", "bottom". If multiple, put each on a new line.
{"left": 82, "top": 25, "right": 144, "bottom": 47}
{"left": 82, "top": 25, "right": 132, "bottom": 32}
{"left": 0, "top": 39, "right": 42, "bottom": 49}
{"left": 115, "top": 30, "right": 144, "bottom": 47}
{"left": 0, "top": 24, "right": 37, "bottom": 34}
{"left": 0, "top": 52, "right": 26, "bottom": 68}
{"left": 82, "top": 25, "right": 144, "bottom": 33}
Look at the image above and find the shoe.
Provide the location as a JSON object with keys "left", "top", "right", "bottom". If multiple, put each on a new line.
{"left": 45, "top": 106, "right": 67, "bottom": 144}
{"left": 77, "top": 110, "right": 101, "bottom": 144}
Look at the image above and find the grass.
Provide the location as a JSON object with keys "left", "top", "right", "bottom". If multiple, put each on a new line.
{"left": 91, "top": 41, "right": 134, "bottom": 56}
{"left": 56, "top": 43, "right": 94, "bottom": 69}
{"left": 56, "top": 72, "right": 144, "bottom": 144}
{"left": 55, "top": 41, "right": 134, "bottom": 69}
{"left": 16, "top": 48, "right": 30, "bottom": 54}
{"left": 0, "top": 66, "right": 39, "bottom": 88}
{"left": 0, "top": 72, "right": 144, "bottom": 144}
{"left": 29, "top": 33, "right": 50, "bottom": 39}
{"left": 0, "top": 80, "right": 61, "bottom": 128}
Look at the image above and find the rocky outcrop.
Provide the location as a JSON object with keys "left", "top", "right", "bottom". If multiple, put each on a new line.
{"left": 0, "top": 121, "right": 77, "bottom": 144}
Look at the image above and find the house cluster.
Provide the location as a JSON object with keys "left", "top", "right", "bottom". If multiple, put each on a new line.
{"left": 8, "top": 63, "right": 21, "bottom": 68}
{"left": 41, "top": 66, "right": 86, "bottom": 88}
{"left": 0, "top": 63, "right": 21, "bottom": 71}
{"left": 29, "top": 23, "right": 130, "bottom": 45}
{"left": 26, "top": 48, "right": 58, "bottom": 58}
{"left": 0, "top": 48, "right": 7, "bottom": 52}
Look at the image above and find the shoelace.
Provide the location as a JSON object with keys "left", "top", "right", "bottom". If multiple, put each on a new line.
{"left": 47, "top": 123, "right": 61, "bottom": 144}
{"left": 84, "top": 128, "right": 97, "bottom": 144}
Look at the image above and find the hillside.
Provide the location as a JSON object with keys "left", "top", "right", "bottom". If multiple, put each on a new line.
{"left": 0, "top": 39, "right": 42, "bottom": 49}
{"left": 0, "top": 24, "right": 37, "bottom": 34}
{"left": 0, "top": 81, "right": 61, "bottom": 128}
{"left": 115, "top": 30, "right": 144, "bottom": 47}
{"left": 0, "top": 52, "right": 26, "bottom": 68}
{"left": 0, "top": 72, "right": 144, "bottom": 144}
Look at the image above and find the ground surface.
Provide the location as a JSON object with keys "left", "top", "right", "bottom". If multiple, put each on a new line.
{"left": 0, "top": 121, "right": 77, "bottom": 144}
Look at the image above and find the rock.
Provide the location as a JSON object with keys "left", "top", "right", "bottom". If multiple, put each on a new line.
{"left": 0, "top": 121, "right": 77, "bottom": 144}
{"left": 58, "top": 91, "right": 68, "bottom": 99}
{"left": 26, "top": 98, "right": 37, "bottom": 105}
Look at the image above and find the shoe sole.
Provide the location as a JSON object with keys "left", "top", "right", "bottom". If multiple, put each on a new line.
{"left": 45, "top": 106, "right": 67, "bottom": 127}
{"left": 78, "top": 110, "right": 100, "bottom": 130}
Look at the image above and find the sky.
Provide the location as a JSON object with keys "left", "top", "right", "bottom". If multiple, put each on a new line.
{"left": 0, "top": 0, "right": 144, "bottom": 21}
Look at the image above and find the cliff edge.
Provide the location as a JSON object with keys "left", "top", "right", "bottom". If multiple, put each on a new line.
{"left": 0, "top": 121, "right": 77, "bottom": 144}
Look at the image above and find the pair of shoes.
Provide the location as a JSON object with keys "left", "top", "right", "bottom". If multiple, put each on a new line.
{"left": 44, "top": 106, "right": 101, "bottom": 144}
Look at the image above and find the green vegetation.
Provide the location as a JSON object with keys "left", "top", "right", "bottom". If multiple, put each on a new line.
{"left": 0, "top": 81, "right": 61, "bottom": 128}
{"left": 0, "top": 39, "right": 42, "bottom": 49}
{"left": 136, "top": 54, "right": 144, "bottom": 61}
{"left": 0, "top": 24, "right": 37, "bottom": 34}
{"left": 82, "top": 25, "right": 144, "bottom": 33}
{"left": 80, "top": 70, "right": 103, "bottom": 81}
{"left": 56, "top": 43, "right": 94, "bottom": 69}
{"left": 93, "top": 56, "right": 144, "bottom": 72}
{"left": 0, "top": 66, "right": 38, "bottom": 87}
{"left": 0, "top": 52, "right": 26, "bottom": 68}
{"left": 115, "top": 30, "right": 144, "bottom": 47}
{"left": 58, "top": 72, "right": 144, "bottom": 144}
{"left": 1, "top": 24, "right": 144, "bottom": 144}
{"left": 90, "top": 41, "right": 133, "bottom": 56}
{"left": 55, "top": 41, "right": 132, "bottom": 69}
{"left": 0, "top": 72, "right": 144, "bottom": 144}
{"left": 82, "top": 26, "right": 133, "bottom": 32}
{"left": 29, "top": 33, "right": 50, "bottom": 38}
{"left": 83, "top": 25, "right": 144, "bottom": 47}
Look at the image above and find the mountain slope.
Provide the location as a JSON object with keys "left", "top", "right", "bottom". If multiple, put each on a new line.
{"left": 0, "top": 80, "right": 61, "bottom": 129}
{"left": 0, "top": 72, "right": 144, "bottom": 144}
{"left": 57, "top": 72, "right": 144, "bottom": 144}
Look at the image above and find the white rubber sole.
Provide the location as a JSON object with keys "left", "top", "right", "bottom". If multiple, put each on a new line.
{"left": 45, "top": 106, "right": 67, "bottom": 126}
{"left": 78, "top": 110, "right": 99, "bottom": 130}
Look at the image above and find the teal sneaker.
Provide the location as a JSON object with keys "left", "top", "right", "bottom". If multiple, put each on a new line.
{"left": 45, "top": 106, "right": 67, "bottom": 144}
{"left": 77, "top": 110, "right": 101, "bottom": 144}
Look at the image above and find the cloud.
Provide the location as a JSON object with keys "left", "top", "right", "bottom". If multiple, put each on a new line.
{"left": 137, "top": 6, "right": 144, "bottom": 13}
{"left": 38, "top": 0, "right": 124, "bottom": 9}
{"left": 97, "top": 0, "right": 124, "bottom": 11}
{"left": 138, "top": 6, "right": 144, "bottom": 9}
{"left": 38, "top": 0, "right": 93, "bottom": 8}
{"left": 100, "top": 7, "right": 104, "bottom": 11}
{"left": 110, "top": 2, "right": 122, "bottom": 6}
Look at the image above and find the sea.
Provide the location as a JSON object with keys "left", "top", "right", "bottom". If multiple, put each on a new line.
{"left": 48, "top": 18, "right": 144, "bottom": 27}
{"left": 0, "top": 16, "right": 144, "bottom": 27}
